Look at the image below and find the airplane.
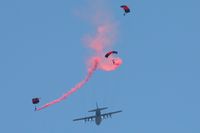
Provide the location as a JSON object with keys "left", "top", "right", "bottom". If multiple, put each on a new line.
{"left": 73, "top": 103, "right": 122, "bottom": 125}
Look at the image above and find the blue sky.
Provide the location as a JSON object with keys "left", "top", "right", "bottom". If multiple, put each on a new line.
{"left": 0, "top": 0, "right": 200, "bottom": 132}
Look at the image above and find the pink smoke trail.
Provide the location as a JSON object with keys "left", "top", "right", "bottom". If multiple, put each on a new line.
{"left": 86, "top": 23, "right": 123, "bottom": 71}
{"left": 36, "top": 58, "right": 99, "bottom": 111}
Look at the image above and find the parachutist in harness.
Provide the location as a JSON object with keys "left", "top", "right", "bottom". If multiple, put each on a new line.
{"left": 32, "top": 98, "right": 40, "bottom": 111}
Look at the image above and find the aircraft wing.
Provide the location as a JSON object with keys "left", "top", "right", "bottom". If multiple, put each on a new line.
{"left": 73, "top": 115, "right": 96, "bottom": 122}
{"left": 101, "top": 110, "right": 122, "bottom": 118}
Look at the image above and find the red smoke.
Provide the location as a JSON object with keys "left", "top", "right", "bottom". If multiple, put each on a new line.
{"left": 36, "top": 58, "right": 98, "bottom": 111}
{"left": 86, "top": 23, "right": 122, "bottom": 71}
{"left": 36, "top": 4, "right": 122, "bottom": 111}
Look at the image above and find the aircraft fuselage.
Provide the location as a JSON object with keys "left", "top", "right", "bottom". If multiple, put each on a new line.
{"left": 95, "top": 109, "right": 102, "bottom": 125}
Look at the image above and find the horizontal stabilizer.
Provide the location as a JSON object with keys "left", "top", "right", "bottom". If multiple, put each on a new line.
{"left": 88, "top": 107, "right": 108, "bottom": 112}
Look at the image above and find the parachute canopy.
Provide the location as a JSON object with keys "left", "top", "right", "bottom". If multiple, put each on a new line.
{"left": 120, "top": 5, "right": 130, "bottom": 15}
{"left": 32, "top": 98, "right": 40, "bottom": 104}
{"left": 105, "top": 51, "right": 118, "bottom": 58}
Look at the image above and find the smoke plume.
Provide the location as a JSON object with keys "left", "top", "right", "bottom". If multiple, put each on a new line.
{"left": 36, "top": 2, "right": 122, "bottom": 111}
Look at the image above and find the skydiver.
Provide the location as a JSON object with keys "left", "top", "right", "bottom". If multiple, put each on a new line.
{"left": 112, "top": 59, "right": 115, "bottom": 64}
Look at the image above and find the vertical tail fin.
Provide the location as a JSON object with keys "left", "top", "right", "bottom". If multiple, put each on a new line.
{"left": 96, "top": 102, "right": 98, "bottom": 109}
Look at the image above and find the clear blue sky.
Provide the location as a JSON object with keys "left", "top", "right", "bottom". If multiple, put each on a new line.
{"left": 0, "top": 0, "right": 200, "bottom": 132}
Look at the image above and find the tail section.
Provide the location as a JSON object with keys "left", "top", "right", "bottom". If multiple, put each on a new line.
{"left": 88, "top": 107, "right": 108, "bottom": 112}
{"left": 88, "top": 103, "right": 108, "bottom": 112}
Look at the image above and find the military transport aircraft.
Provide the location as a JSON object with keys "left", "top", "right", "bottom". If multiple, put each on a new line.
{"left": 73, "top": 103, "right": 122, "bottom": 125}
